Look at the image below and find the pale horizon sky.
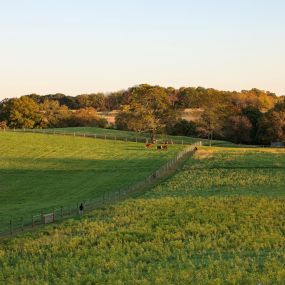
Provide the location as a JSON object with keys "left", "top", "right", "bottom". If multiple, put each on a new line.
{"left": 0, "top": 0, "right": 285, "bottom": 100}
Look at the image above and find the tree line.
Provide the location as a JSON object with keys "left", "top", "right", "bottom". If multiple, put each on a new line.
{"left": 0, "top": 84, "right": 284, "bottom": 145}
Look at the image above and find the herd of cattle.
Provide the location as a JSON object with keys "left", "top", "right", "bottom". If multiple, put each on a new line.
{"left": 145, "top": 142, "right": 169, "bottom": 150}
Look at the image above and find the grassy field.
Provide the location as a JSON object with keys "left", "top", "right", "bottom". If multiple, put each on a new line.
{"left": 52, "top": 126, "right": 236, "bottom": 147}
{"left": 0, "top": 132, "right": 183, "bottom": 233}
{"left": 1, "top": 147, "right": 284, "bottom": 284}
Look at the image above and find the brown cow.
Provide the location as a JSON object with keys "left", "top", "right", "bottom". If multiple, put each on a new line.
{"left": 145, "top": 143, "right": 153, "bottom": 149}
{"left": 162, "top": 144, "right": 168, "bottom": 151}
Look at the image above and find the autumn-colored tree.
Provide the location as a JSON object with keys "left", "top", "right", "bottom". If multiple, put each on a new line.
{"left": 0, "top": 85, "right": 283, "bottom": 145}
{"left": 8, "top": 97, "right": 42, "bottom": 128}
{"left": 196, "top": 96, "right": 228, "bottom": 145}
{"left": 69, "top": 107, "right": 107, "bottom": 127}
{"left": 0, "top": 121, "right": 8, "bottom": 129}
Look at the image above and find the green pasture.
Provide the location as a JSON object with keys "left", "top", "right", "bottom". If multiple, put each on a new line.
{"left": 53, "top": 126, "right": 236, "bottom": 147}
{"left": 0, "top": 132, "right": 182, "bottom": 233}
{"left": 1, "top": 146, "right": 285, "bottom": 284}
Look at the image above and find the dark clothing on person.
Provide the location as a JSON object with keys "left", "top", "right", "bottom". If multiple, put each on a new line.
{"left": 79, "top": 203, "right": 84, "bottom": 215}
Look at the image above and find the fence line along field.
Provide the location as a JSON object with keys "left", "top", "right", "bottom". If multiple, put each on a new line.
{"left": 52, "top": 126, "right": 236, "bottom": 147}
{"left": 1, "top": 146, "right": 284, "bottom": 284}
{"left": 0, "top": 131, "right": 184, "bottom": 233}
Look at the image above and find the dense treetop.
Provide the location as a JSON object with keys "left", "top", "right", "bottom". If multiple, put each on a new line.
{"left": 0, "top": 85, "right": 284, "bottom": 145}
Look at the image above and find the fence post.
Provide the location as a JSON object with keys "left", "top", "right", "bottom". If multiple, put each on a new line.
{"left": 0, "top": 142, "right": 201, "bottom": 236}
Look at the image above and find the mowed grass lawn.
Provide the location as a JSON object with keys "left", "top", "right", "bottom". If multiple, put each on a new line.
{"left": 1, "top": 147, "right": 285, "bottom": 284}
{"left": 0, "top": 132, "right": 182, "bottom": 233}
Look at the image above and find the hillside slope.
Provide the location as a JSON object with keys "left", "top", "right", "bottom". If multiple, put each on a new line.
{"left": 0, "top": 132, "right": 183, "bottom": 233}
{"left": 53, "top": 126, "right": 237, "bottom": 147}
{"left": 1, "top": 147, "right": 285, "bottom": 284}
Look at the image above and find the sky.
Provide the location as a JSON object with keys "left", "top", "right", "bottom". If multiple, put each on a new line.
{"left": 0, "top": 0, "right": 284, "bottom": 99}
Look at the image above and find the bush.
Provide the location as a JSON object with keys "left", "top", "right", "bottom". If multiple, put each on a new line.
{"left": 167, "top": 119, "right": 197, "bottom": 136}
{"left": 67, "top": 107, "right": 108, "bottom": 128}
{"left": 0, "top": 121, "right": 8, "bottom": 130}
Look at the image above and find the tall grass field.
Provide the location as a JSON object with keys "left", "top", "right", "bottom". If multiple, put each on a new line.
{"left": 1, "top": 145, "right": 284, "bottom": 284}
{"left": 0, "top": 131, "right": 183, "bottom": 233}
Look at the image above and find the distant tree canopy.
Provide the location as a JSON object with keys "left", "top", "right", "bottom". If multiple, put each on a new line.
{"left": 8, "top": 97, "right": 43, "bottom": 128}
{"left": 257, "top": 110, "right": 285, "bottom": 145}
{"left": 115, "top": 85, "right": 178, "bottom": 140}
{"left": 0, "top": 84, "right": 283, "bottom": 145}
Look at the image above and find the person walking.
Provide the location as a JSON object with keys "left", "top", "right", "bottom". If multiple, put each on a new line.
{"left": 79, "top": 203, "right": 84, "bottom": 215}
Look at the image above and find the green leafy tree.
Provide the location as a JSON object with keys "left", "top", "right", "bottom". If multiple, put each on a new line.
{"left": 274, "top": 97, "right": 285, "bottom": 112}
{"left": 242, "top": 106, "right": 262, "bottom": 143}
{"left": 224, "top": 115, "right": 253, "bottom": 144}
{"left": 40, "top": 100, "right": 70, "bottom": 128}
{"left": 257, "top": 111, "right": 285, "bottom": 145}
{"left": 167, "top": 119, "right": 197, "bottom": 136}
{"left": 116, "top": 85, "right": 178, "bottom": 141}
{"left": 68, "top": 107, "right": 108, "bottom": 127}
{"left": 0, "top": 98, "right": 11, "bottom": 122}
{"left": 197, "top": 102, "right": 226, "bottom": 145}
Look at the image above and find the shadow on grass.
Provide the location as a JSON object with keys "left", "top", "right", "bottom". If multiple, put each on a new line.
{"left": 0, "top": 156, "right": 171, "bottom": 231}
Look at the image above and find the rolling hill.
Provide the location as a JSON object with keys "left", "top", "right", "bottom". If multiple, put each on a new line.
{"left": 0, "top": 131, "right": 183, "bottom": 234}
{"left": 1, "top": 146, "right": 284, "bottom": 284}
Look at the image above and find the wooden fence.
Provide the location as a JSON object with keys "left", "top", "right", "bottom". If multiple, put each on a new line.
{"left": 0, "top": 129, "right": 202, "bottom": 237}
{"left": 1, "top": 127, "right": 198, "bottom": 145}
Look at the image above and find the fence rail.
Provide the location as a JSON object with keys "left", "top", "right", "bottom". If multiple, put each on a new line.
{"left": 1, "top": 127, "right": 199, "bottom": 145}
{"left": 0, "top": 128, "right": 202, "bottom": 237}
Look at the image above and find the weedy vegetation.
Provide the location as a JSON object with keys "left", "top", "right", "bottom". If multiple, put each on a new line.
{"left": 0, "top": 140, "right": 285, "bottom": 284}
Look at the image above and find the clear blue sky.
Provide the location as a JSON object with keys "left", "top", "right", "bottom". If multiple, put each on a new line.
{"left": 0, "top": 0, "right": 284, "bottom": 99}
